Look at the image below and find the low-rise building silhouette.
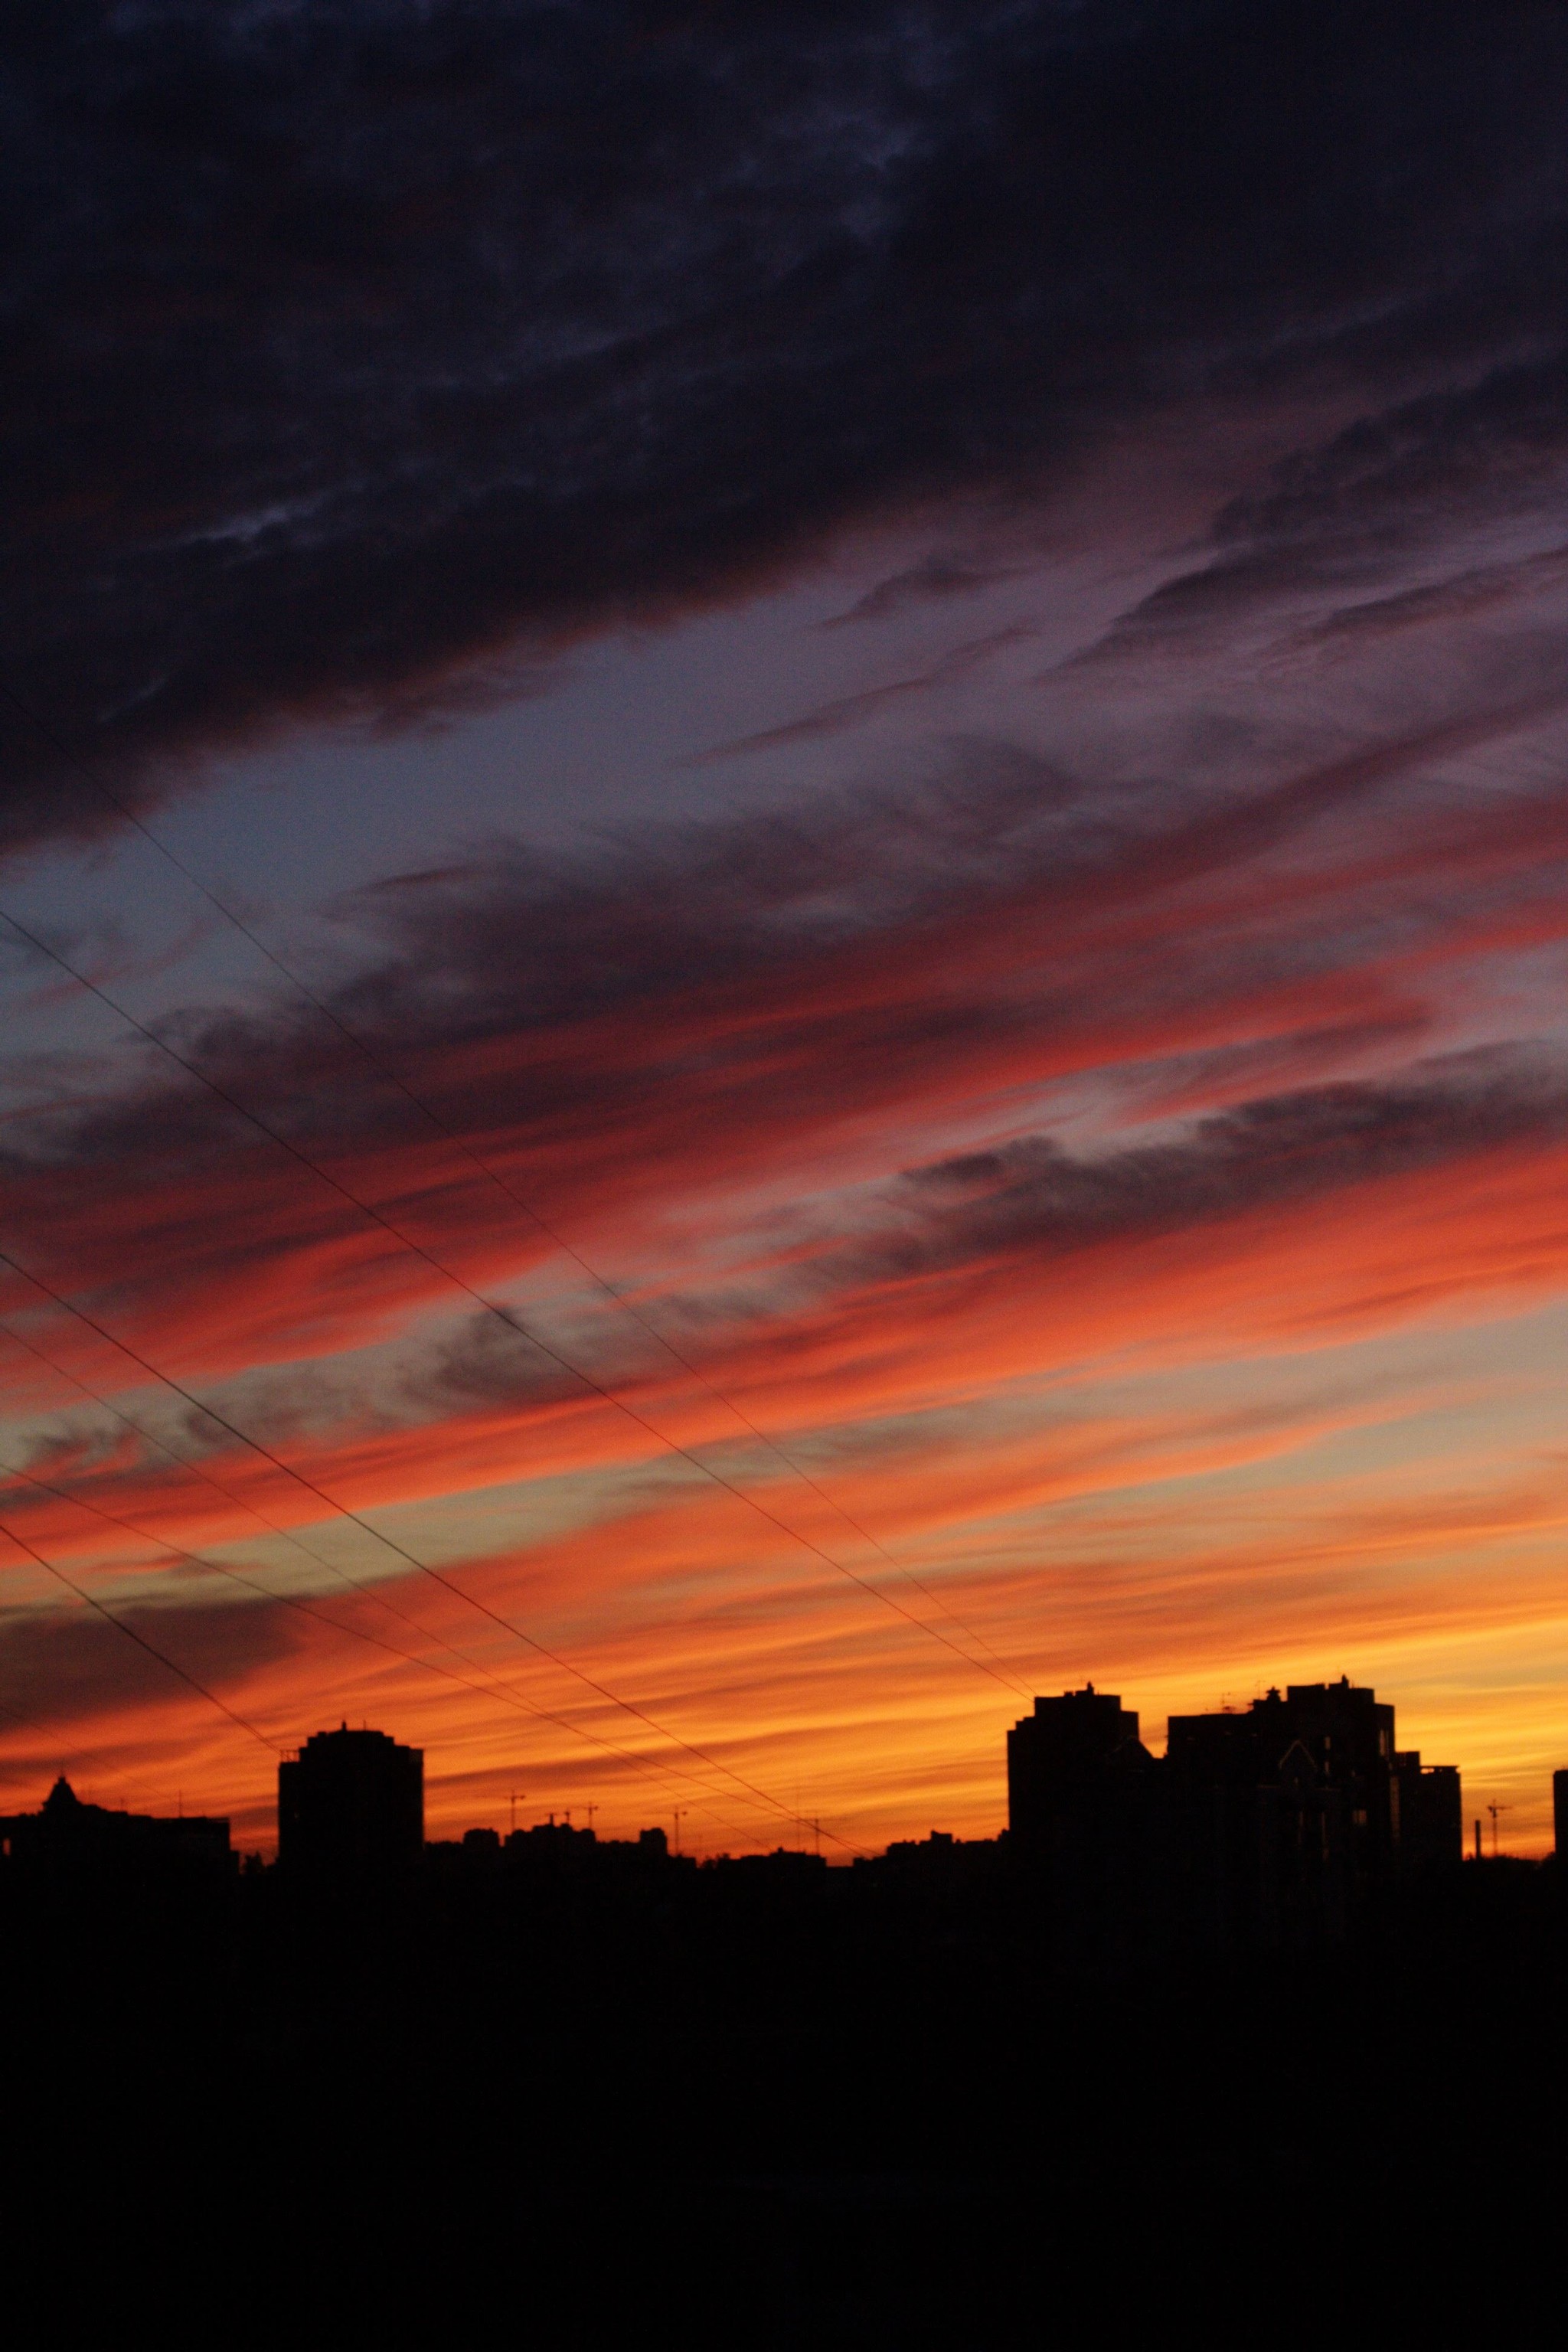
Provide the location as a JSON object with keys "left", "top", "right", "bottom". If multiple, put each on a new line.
{"left": 278, "top": 1725, "right": 423, "bottom": 1883}
{"left": 0, "top": 1775, "right": 232, "bottom": 1894}
{"left": 1394, "top": 1753, "right": 1462, "bottom": 1878}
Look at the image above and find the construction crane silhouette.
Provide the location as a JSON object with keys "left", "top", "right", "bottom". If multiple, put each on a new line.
{"left": 1487, "top": 1800, "right": 1512, "bottom": 1858}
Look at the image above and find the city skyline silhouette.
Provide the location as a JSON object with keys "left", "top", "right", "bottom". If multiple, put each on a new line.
{"left": 7, "top": 1668, "right": 1548, "bottom": 1891}
{"left": 7, "top": 10, "right": 1568, "bottom": 2334}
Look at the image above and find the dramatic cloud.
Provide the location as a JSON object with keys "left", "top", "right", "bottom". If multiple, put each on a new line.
{"left": 5, "top": 1, "right": 1568, "bottom": 848}
{"left": 8, "top": 693, "right": 1568, "bottom": 1383}
{"left": 11, "top": 6, "right": 1568, "bottom": 1850}
{"left": 0, "top": 1588, "right": 297, "bottom": 1736}
{"left": 865, "top": 1051, "right": 1568, "bottom": 1279}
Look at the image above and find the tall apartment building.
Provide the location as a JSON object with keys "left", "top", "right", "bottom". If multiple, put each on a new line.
{"left": 1008, "top": 1677, "right": 1460, "bottom": 1952}
{"left": 278, "top": 1725, "right": 423, "bottom": 1883}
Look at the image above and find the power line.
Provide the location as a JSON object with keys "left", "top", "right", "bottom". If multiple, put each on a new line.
{"left": 0, "top": 1311, "right": 768, "bottom": 1840}
{"left": 0, "top": 1505, "right": 279, "bottom": 1753}
{"left": 0, "top": 891, "right": 1021, "bottom": 1704}
{"left": 0, "top": 893, "right": 1003, "bottom": 1848}
{"left": 0, "top": 684, "right": 1032, "bottom": 1863}
{"left": 0, "top": 1432, "right": 766, "bottom": 1849}
{"left": 0, "top": 1690, "right": 178, "bottom": 1817}
{"left": 0, "top": 673, "right": 1025, "bottom": 1697}
{"left": 0, "top": 1313, "right": 671, "bottom": 1775}
{"left": 0, "top": 1232, "right": 864, "bottom": 1852}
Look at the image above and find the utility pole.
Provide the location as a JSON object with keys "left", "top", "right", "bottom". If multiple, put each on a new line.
{"left": 673, "top": 1808, "right": 687, "bottom": 1855}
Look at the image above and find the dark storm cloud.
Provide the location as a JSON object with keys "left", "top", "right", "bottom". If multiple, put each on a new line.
{"left": 688, "top": 625, "right": 1037, "bottom": 763}
{"left": 1086, "top": 356, "right": 1568, "bottom": 652}
{"left": 0, "top": 748, "right": 1096, "bottom": 1218}
{"left": 328, "top": 744, "right": 1093, "bottom": 1037}
{"left": 822, "top": 553, "right": 1029, "bottom": 627}
{"left": 5, "top": 0, "right": 1568, "bottom": 850}
{"left": 851, "top": 1050, "right": 1568, "bottom": 1286}
{"left": 0, "top": 687, "right": 1550, "bottom": 1226}
{"left": 1306, "top": 546, "right": 1568, "bottom": 650}
{"left": 2, "top": 689, "right": 1562, "bottom": 1388}
{"left": 0, "top": 1590, "right": 296, "bottom": 1733}
{"left": 1221, "top": 360, "right": 1568, "bottom": 556}
{"left": 329, "top": 689, "right": 1529, "bottom": 1067}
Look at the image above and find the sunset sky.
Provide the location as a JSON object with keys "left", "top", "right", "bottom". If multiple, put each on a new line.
{"left": 6, "top": 2, "right": 1568, "bottom": 1854}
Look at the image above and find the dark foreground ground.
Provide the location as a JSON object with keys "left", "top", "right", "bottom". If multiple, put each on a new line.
{"left": 5, "top": 1852, "right": 1563, "bottom": 2346}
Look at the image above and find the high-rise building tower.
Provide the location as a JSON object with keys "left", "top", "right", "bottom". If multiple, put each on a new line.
{"left": 1006, "top": 1685, "right": 1144, "bottom": 1856}
{"left": 277, "top": 1726, "right": 423, "bottom": 1883}
{"left": 1006, "top": 1687, "right": 1163, "bottom": 1958}
{"left": 1007, "top": 1675, "right": 1462, "bottom": 1954}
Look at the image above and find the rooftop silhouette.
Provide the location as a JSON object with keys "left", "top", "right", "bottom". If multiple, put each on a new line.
{"left": 0, "top": 1776, "right": 232, "bottom": 1894}
{"left": 0, "top": 1677, "right": 1542, "bottom": 1969}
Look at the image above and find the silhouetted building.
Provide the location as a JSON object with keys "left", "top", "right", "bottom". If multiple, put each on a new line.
{"left": 501, "top": 1818, "right": 599, "bottom": 1877}
{"left": 0, "top": 1776, "right": 232, "bottom": 1895}
{"left": 1166, "top": 1681, "right": 1382, "bottom": 1945}
{"left": 1164, "top": 1678, "right": 1459, "bottom": 1945}
{"left": 1007, "top": 1687, "right": 1166, "bottom": 1958}
{"left": 877, "top": 1829, "right": 1001, "bottom": 1882}
{"left": 278, "top": 1726, "right": 423, "bottom": 1883}
{"left": 1009, "top": 1676, "right": 1461, "bottom": 1955}
{"left": 1556, "top": 1770, "right": 1568, "bottom": 1860}
{"left": 855, "top": 1830, "right": 1005, "bottom": 1910}
{"left": 420, "top": 1815, "right": 690, "bottom": 1898}
{"left": 712, "top": 1848, "right": 828, "bottom": 1888}
{"left": 1008, "top": 1686, "right": 1142, "bottom": 1850}
{"left": 1393, "top": 1754, "right": 1462, "bottom": 1877}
